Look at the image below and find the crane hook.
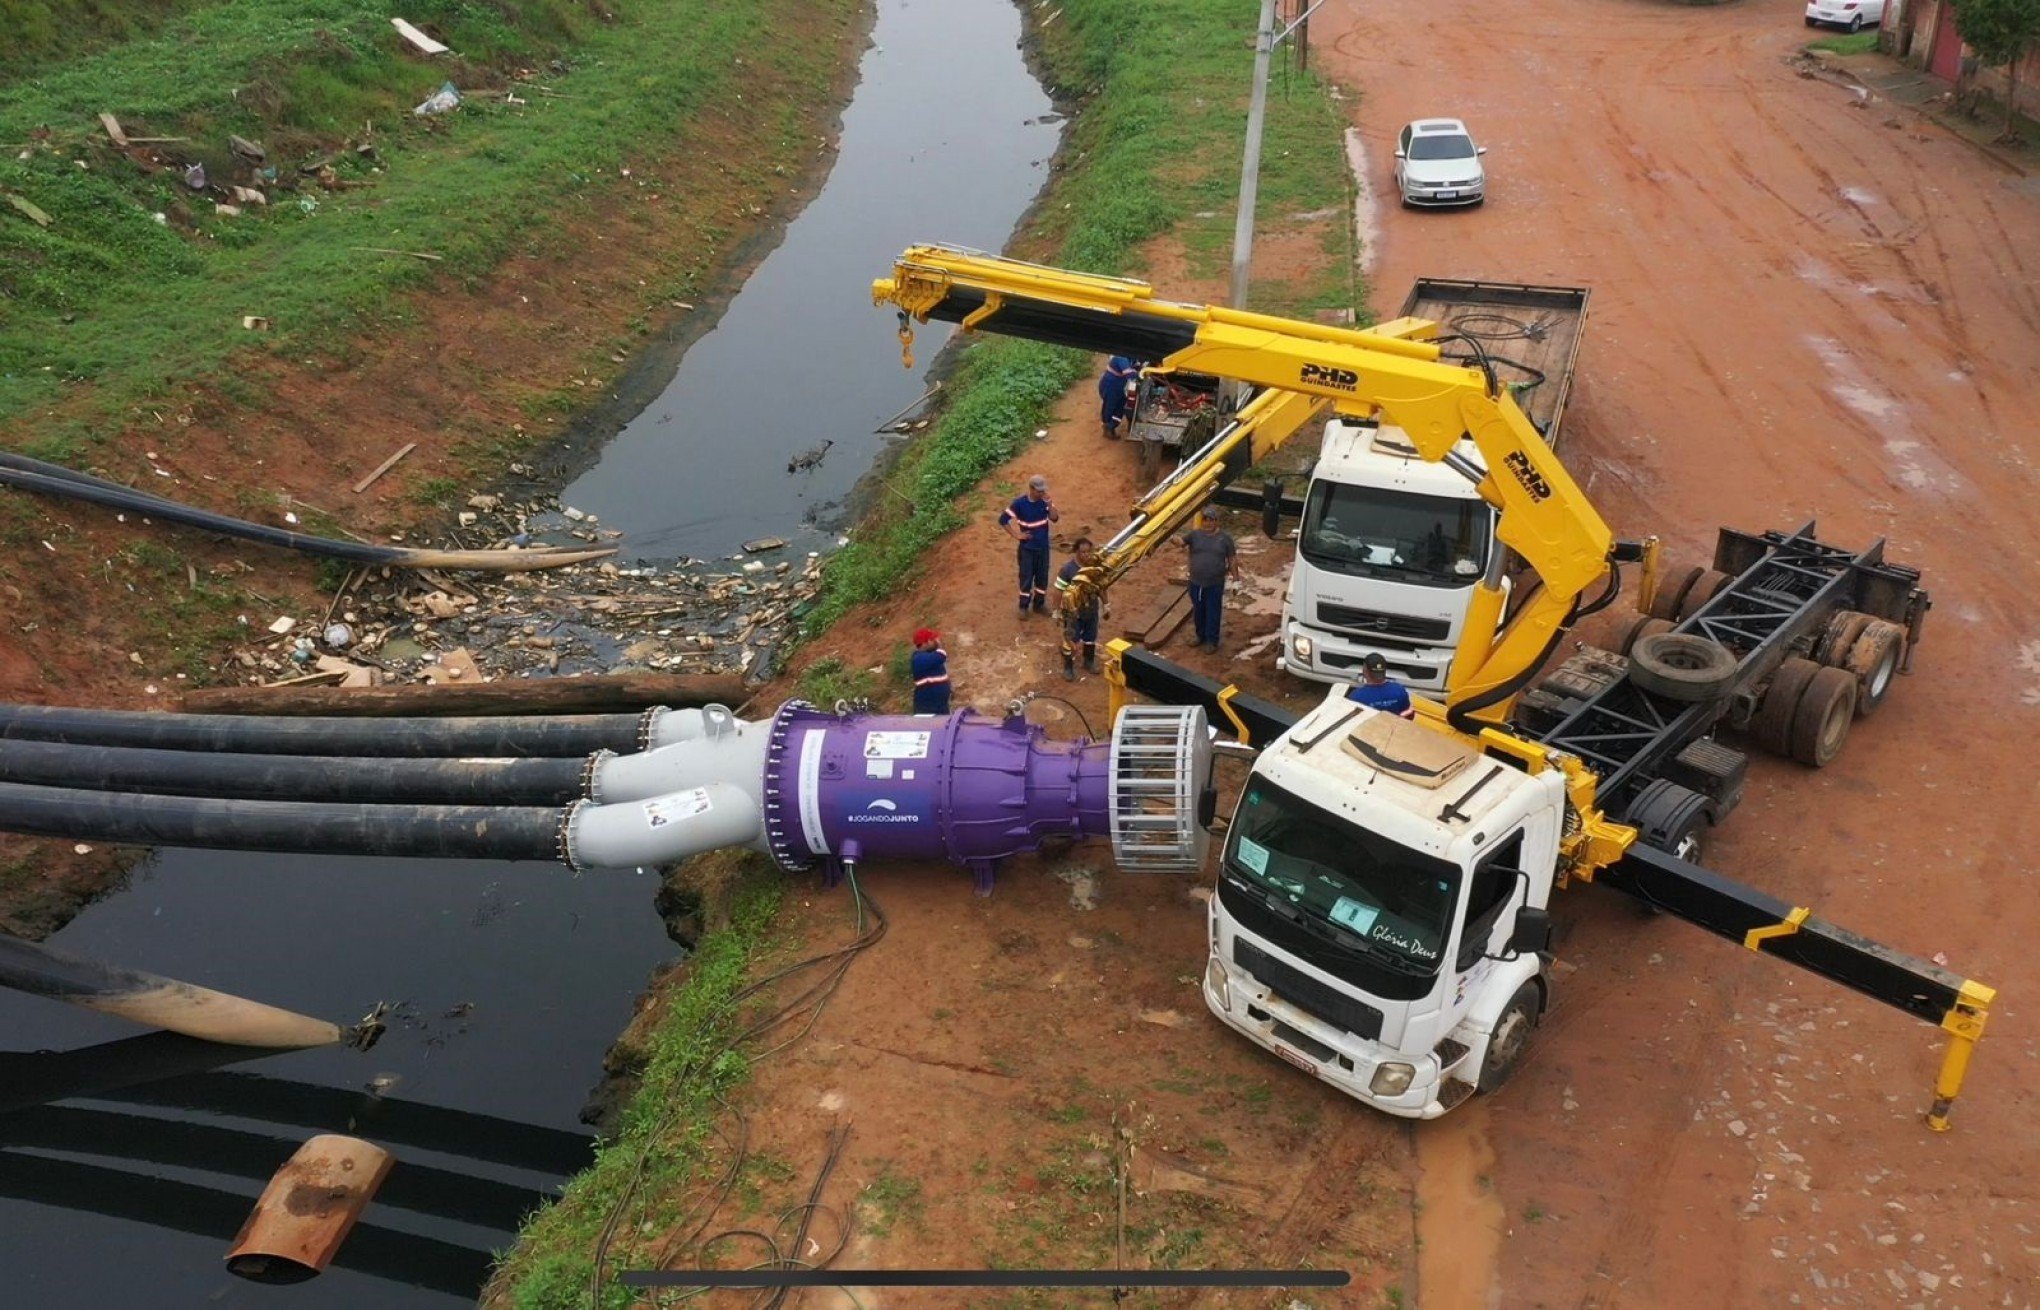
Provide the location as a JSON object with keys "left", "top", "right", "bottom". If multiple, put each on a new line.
{"left": 895, "top": 310, "right": 916, "bottom": 370}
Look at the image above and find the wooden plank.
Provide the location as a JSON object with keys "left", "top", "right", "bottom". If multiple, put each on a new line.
{"left": 98, "top": 112, "right": 129, "bottom": 147}
{"left": 351, "top": 442, "right": 418, "bottom": 494}
{"left": 1122, "top": 586, "right": 1192, "bottom": 646}
{"left": 391, "top": 17, "right": 451, "bottom": 55}
{"left": 177, "top": 672, "right": 749, "bottom": 717}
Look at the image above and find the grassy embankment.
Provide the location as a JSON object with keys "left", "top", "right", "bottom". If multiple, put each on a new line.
{"left": 802, "top": 0, "right": 1358, "bottom": 637}
{"left": 490, "top": 1, "right": 1361, "bottom": 1305}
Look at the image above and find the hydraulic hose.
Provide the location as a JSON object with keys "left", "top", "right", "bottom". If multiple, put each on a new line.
{"left": 0, "top": 781, "right": 565, "bottom": 861}
{"left": 0, "top": 738, "right": 593, "bottom": 806}
{"left": 0, "top": 703, "right": 657, "bottom": 758}
{"left": 0, "top": 454, "right": 614, "bottom": 572}
{"left": 1446, "top": 600, "right": 1578, "bottom": 739}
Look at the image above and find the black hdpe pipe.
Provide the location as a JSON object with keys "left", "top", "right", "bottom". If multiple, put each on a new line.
{"left": 0, "top": 934, "right": 345, "bottom": 1047}
{"left": 0, "top": 702, "right": 653, "bottom": 758}
{"left": 0, "top": 454, "right": 613, "bottom": 572}
{"left": 0, "top": 737, "right": 591, "bottom": 805}
{"left": 0, "top": 781, "right": 564, "bottom": 861}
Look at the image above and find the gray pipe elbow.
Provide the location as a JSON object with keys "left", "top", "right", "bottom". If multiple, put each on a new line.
{"left": 563, "top": 781, "right": 764, "bottom": 872}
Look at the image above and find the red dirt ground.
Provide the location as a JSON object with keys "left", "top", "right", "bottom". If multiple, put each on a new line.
{"left": 671, "top": 0, "right": 2038, "bottom": 1306}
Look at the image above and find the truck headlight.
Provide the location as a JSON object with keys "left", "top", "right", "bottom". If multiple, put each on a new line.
{"left": 1369, "top": 1062, "right": 1416, "bottom": 1096}
{"left": 1205, "top": 957, "right": 1232, "bottom": 1013}
{"left": 1290, "top": 633, "right": 1314, "bottom": 661}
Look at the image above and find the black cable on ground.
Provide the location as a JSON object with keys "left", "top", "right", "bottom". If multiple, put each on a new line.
{"left": 589, "top": 875, "right": 888, "bottom": 1305}
{"left": 0, "top": 454, "right": 613, "bottom": 572}
{"left": 0, "top": 702, "right": 647, "bottom": 757}
{"left": 0, "top": 737, "right": 591, "bottom": 806}
{"left": 0, "top": 780, "right": 564, "bottom": 861}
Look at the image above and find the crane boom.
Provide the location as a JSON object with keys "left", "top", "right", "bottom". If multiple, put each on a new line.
{"left": 875, "top": 244, "right": 1617, "bottom": 720}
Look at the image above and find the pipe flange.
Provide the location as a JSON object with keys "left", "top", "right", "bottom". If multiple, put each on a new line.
{"left": 556, "top": 798, "right": 590, "bottom": 873}
{"left": 633, "top": 705, "right": 671, "bottom": 753}
{"left": 759, "top": 699, "right": 819, "bottom": 874}
{"left": 580, "top": 749, "right": 614, "bottom": 803}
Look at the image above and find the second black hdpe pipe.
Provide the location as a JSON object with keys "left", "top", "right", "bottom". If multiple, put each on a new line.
{"left": 0, "top": 703, "right": 660, "bottom": 758}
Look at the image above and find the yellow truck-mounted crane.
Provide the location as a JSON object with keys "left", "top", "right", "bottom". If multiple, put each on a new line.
{"left": 874, "top": 244, "right": 1993, "bottom": 1127}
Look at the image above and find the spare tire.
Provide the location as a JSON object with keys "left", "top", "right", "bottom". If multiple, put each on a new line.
{"left": 1628, "top": 634, "right": 1739, "bottom": 702}
{"left": 1843, "top": 619, "right": 1907, "bottom": 717}
{"left": 1789, "top": 666, "right": 1857, "bottom": 767}
{"left": 1675, "top": 569, "right": 1731, "bottom": 622}
{"left": 1648, "top": 564, "right": 1704, "bottom": 621}
{"left": 1619, "top": 614, "right": 1676, "bottom": 656}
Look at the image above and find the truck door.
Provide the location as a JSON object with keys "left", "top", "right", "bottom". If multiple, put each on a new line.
{"left": 1445, "top": 830, "right": 1529, "bottom": 1027}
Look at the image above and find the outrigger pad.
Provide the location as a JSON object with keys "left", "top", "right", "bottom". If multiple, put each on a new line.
{"left": 1340, "top": 715, "right": 1471, "bottom": 790}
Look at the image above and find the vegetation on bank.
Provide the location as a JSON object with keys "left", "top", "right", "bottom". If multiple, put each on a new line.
{"left": 803, "top": 0, "right": 1357, "bottom": 636}
{"left": 489, "top": 860, "right": 785, "bottom": 1309}
{"left": 0, "top": 0, "right": 847, "bottom": 458}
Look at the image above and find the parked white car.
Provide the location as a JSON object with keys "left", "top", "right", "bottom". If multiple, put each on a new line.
{"left": 1805, "top": 0, "right": 1885, "bottom": 32}
{"left": 1393, "top": 119, "right": 1486, "bottom": 208}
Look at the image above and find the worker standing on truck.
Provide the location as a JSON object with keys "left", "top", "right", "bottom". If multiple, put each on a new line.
{"left": 999, "top": 473, "right": 1060, "bottom": 617}
{"left": 1054, "top": 538, "right": 1103, "bottom": 680}
{"left": 909, "top": 628, "right": 951, "bottom": 714}
{"left": 1181, "top": 506, "right": 1238, "bottom": 650}
{"left": 1345, "top": 652, "right": 1415, "bottom": 718}
{"left": 1098, "top": 355, "right": 1141, "bottom": 439}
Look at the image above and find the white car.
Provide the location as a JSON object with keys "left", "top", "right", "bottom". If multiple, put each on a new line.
{"left": 1393, "top": 119, "right": 1486, "bottom": 208}
{"left": 1805, "top": 0, "right": 1884, "bottom": 32}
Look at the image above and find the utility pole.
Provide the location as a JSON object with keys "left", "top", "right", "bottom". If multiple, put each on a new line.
{"left": 1227, "top": 0, "right": 1280, "bottom": 315}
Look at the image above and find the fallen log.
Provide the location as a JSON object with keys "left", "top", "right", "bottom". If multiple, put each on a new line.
{"left": 177, "top": 672, "right": 748, "bottom": 717}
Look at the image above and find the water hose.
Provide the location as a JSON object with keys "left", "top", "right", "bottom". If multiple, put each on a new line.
{"left": 0, "top": 702, "right": 659, "bottom": 758}
{"left": 0, "top": 737, "right": 592, "bottom": 806}
{"left": 0, "top": 453, "right": 615, "bottom": 572}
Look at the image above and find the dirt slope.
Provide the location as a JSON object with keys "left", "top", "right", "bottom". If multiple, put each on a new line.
{"left": 1307, "top": 0, "right": 2039, "bottom": 1305}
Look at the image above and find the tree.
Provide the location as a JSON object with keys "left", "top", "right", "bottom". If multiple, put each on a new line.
{"left": 1952, "top": 0, "right": 2040, "bottom": 140}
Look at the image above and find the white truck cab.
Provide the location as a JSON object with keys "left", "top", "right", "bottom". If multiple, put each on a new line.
{"left": 1202, "top": 688, "right": 1560, "bottom": 1116}
{"left": 1279, "top": 420, "right": 1498, "bottom": 694}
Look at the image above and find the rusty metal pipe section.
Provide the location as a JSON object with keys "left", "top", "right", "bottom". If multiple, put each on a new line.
{"left": 0, "top": 934, "right": 345, "bottom": 1047}
{"left": 226, "top": 1135, "right": 396, "bottom": 1283}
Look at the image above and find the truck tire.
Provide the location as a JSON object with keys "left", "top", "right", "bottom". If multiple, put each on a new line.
{"left": 1648, "top": 564, "right": 1704, "bottom": 621}
{"left": 1815, "top": 610, "right": 1875, "bottom": 669}
{"left": 1789, "top": 666, "right": 1857, "bottom": 767}
{"left": 1843, "top": 619, "right": 1906, "bottom": 717}
{"left": 1675, "top": 569, "right": 1731, "bottom": 622}
{"left": 1477, "top": 983, "right": 1543, "bottom": 1095}
{"left": 1627, "top": 634, "right": 1739, "bottom": 702}
{"left": 1749, "top": 656, "right": 1821, "bottom": 757}
{"left": 1619, "top": 614, "right": 1675, "bottom": 656}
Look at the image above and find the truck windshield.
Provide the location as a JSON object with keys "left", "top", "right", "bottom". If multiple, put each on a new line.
{"left": 1299, "top": 481, "right": 1490, "bottom": 588}
{"left": 1223, "top": 775, "right": 1457, "bottom": 970}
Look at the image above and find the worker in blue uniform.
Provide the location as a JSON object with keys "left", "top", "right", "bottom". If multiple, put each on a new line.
{"left": 1345, "top": 652, "right": 1415, "bottom": 718}
{"left": 1098, "top": 356, "right": 1141, "bottom": 439}
{"left": 1054, "top": 537, "right": 1102, "bottom": 680}
{"left": 998, "top": 473, "right": 1060, "bottom": 616}
{"left": 910, "top": 627, "right": 951, "bottom": 714}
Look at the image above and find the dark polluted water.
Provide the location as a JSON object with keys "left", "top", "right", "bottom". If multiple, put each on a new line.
{"left": 0, "top": 3, "right": 1057, "bottom": 1303}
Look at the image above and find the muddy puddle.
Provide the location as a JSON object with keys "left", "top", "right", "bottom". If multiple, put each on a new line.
{"left": 0, "top": 2, "right": 1055, "bottom": 1304}
{"left": 1414, "top": 1104, "right": 1506, "bottom": 1310}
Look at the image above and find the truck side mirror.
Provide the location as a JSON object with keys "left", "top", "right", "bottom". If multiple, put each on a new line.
{"left": 1505, "top": 906, "right": 1553, "bottom": 956}
{"left": 1261, "top": 479, "right": 1284, "bottom": 540}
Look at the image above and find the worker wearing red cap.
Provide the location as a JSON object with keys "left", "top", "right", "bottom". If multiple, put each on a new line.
{"left": 910, "top": 628, "right": 951, "bottom": 715}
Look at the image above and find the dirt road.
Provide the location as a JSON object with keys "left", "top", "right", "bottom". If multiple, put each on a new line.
{"left": 1311, "top": 0, "right": 2039, "bottom": 1305}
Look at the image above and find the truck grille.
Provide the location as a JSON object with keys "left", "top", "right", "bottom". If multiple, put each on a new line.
{"left": 1234, "top": 939, "right": 1384, "bottom": 1040}
{"left": 1316, "top": 602, "right": 1450, "bottom": 643}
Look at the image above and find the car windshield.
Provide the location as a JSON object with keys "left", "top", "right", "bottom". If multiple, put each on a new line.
{"left": 1408, "top": 133, "right": 1475, "bottom": 161}
{"left": 1224, "top": 774, "right": 1458, "bottom": 969}
{"left": 1299, "top": 480, "right": 1490, "bottom": 587}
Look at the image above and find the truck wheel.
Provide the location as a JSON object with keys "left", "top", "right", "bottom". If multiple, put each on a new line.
{"left": 1750, "top": 657, "right": 1819, "bottom": 755}
{"left": 1618, "top": 615, "right": 1675, "bottom": 656}
{"left": 1815, "top": 610, "right": 1874, "bottom": 668}
{"left": 1478, "top": 983, "right": 1543, "bottom": 1095}
{"left": 1675, "top": 569, "right": 1731, "bottom": 622}
{"left": 1789, "top": 666, "right": 1857, "bottom": 767}
{"left": 1627, "top": 634, "right": 1738, "bottom": 702}
{"left": 1843, "top": 619, "right": 1906, "bottom": 717}
{"left": 1648, "top": 565, "right": 1704, "bottom": 621}
{"left": 1627, "top": 778, "right": 1714, "bottom": 863}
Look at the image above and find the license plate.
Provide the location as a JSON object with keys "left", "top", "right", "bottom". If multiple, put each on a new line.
{"left": 1275, "top": 1045, "right": 1316, "bottom": 1074}
{"left": 1436, "top": 190, "right": 1458, "bottom": 199}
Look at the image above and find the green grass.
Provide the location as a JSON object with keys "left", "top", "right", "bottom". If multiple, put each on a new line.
{"left": 804, "top": 0, "right": 1358, "bottom": 635}
{"left": 1806, "top": 30, "right": 1880, "bottom": 54}
{"left": 488, "top": 860, "right": 783, "bottom": 1309}
{"left": 858, "top": 1165, "right": 927, "bottom": 1238}
{"left": 0, "top": 0, "right": 849, "bottom": 455}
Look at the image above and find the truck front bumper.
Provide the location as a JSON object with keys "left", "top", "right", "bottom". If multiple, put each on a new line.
{"left": 1279, "top": 620, "right": 1455, "bottom": 694}
{"left": 1202, "top": 953, "right": 1447, "bottom": 1119}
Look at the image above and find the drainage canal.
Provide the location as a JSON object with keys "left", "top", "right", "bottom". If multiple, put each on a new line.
{"left": 0, "top": 1, "right": 1057, "bottom": 1303}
